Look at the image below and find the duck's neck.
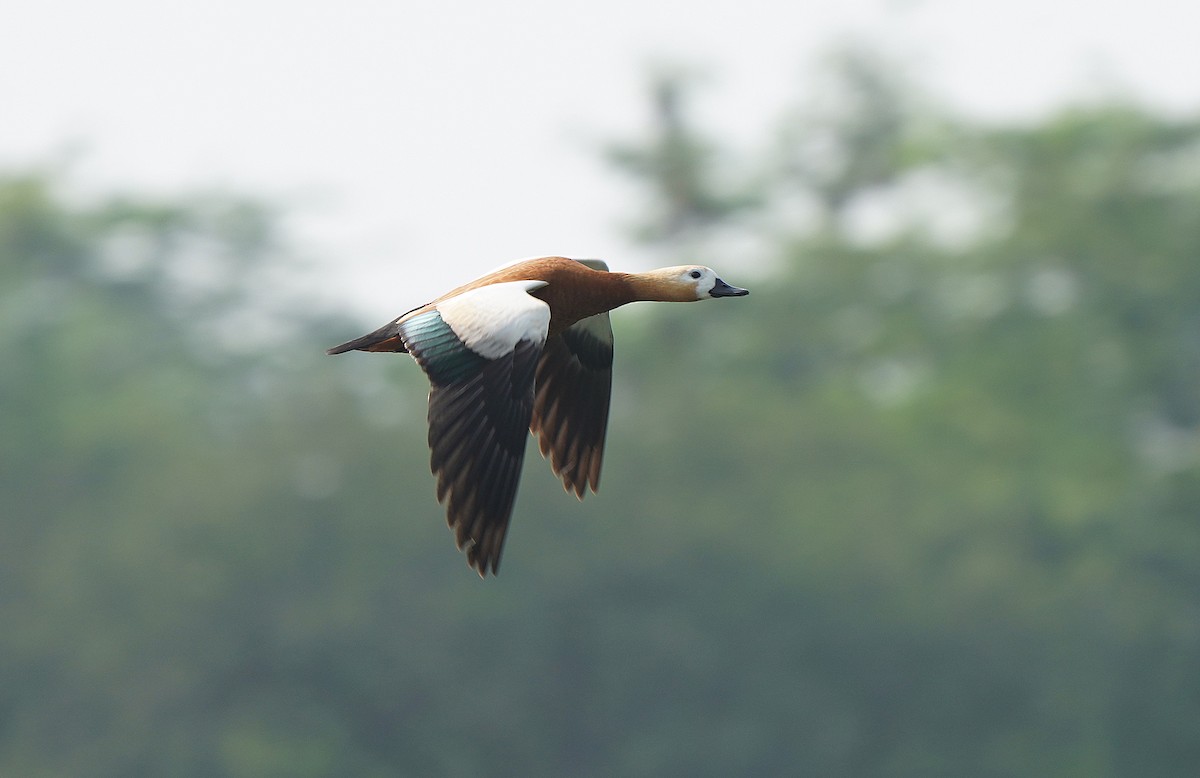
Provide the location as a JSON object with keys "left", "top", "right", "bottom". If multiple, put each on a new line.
{"left": 538, "top": 264, "right": 697, "bottom": 338}
{"left": 616, "top": 269, "right": 696, "bottom": 303}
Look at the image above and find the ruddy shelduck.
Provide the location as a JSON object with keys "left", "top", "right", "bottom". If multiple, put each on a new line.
{"left": 327, "top": 256, "right": 748, "bottom": 576}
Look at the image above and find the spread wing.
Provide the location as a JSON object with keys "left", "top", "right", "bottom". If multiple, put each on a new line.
{"left": 398, "top": 281, "right": 550, "bottom": 576}
{"left": 530, "top": 312, "right": 614, "bottom": 498}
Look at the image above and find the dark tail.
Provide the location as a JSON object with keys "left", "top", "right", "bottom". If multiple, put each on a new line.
{"left": 326, "top": 321, "right": 408, "bottom": 355}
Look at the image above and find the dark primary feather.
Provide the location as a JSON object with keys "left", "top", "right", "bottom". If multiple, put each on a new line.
{"left": 401, "top": 311, "right": 542, "bottom": 576}
{"left": 531, "top": 313, "right": 614, "bottom": 497}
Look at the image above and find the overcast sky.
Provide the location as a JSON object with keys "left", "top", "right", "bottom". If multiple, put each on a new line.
{"left": 3, "top": 0, "right": 1197, "bottom": 315}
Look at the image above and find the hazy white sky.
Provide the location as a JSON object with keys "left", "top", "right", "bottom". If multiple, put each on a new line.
{"left": 3, "top": 0, "right": 1197, "bottom": 314}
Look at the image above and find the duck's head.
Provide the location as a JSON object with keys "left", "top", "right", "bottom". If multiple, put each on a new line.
{"left": 640, "top": 265, "right": 750, "bottom": 302}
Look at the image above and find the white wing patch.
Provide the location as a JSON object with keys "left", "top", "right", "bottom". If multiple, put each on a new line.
{"left": 437, "top": 280, "right": 551, "bottom": 359}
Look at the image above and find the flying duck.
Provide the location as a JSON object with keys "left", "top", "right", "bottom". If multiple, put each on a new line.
{"left": 327, "top": 256, "right": 748, "bottom": 576}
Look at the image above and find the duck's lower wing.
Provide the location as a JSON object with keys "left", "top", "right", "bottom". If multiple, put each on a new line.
{"left": 531, "top": 313, "right": 614, "bottom": 498}
{"left": 424, "top": 336, "right": 542, "bottom": 575}
{"left": 400, "top": 281, "right": 551, "bottom": 576}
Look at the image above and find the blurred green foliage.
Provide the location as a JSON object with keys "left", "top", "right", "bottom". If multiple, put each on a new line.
{"left": 3, "top": 53, "right": 1199, "bottom": 776}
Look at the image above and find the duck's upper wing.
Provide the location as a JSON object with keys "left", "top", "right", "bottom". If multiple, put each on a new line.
{"left": 530, "top": 311, "right": 615, "bottom": 498}
{"left": 398, "top": 280, "right": 551, "bottom": 576}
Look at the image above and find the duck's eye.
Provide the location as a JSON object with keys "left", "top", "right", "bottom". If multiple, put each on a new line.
{"left": 689, "top": 270, "right": 702, "bottom": 280}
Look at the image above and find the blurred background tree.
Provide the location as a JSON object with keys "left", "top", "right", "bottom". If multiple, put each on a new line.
{"left": 2, "top": 48, "right": 1199, "bottom": 776}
